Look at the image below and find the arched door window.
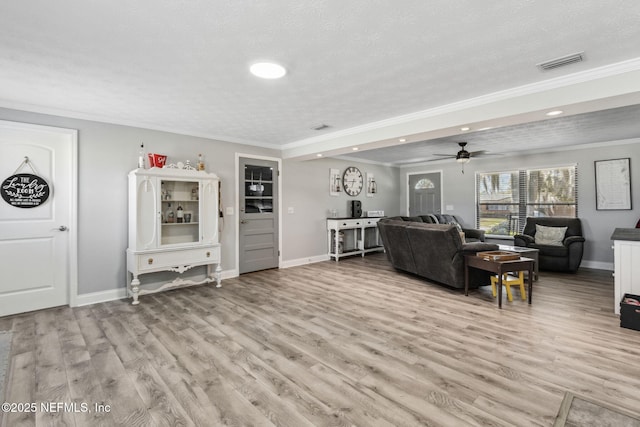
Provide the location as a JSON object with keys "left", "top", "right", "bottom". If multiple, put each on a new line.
{"left": 414, "top": 178, "right": 435, "bottom": 190}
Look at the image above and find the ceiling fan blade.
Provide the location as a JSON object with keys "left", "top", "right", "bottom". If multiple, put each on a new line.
{"left": 471, "top": 150, "right": 504, "bottom": 157}
{"left": 423, "top": 157, "right": 452, "bottom": 162}
{"left": 432, "top": 154, "right": 456, "bottom": 157}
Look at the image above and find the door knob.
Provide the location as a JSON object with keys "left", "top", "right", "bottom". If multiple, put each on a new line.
{"left": 57, "top": 226, "right": 68, "bottom": 231}
{"left": 240, "top": 219, "right": 248, "bottom": 224}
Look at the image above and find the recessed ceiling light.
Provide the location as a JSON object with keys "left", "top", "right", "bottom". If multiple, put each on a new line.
{"left": 316, "top": 153, "right": 323, "bottom": 157}
{"left": 250, "top": 62, "right": 287, "bottom": 79}
{"left": 352, "top": 147, "right": 359, "bottom": 151}
{"left": 546, "top": 110, "right": 564, "bottom": 116}
{"left": 460, "top": 127, "right": 470, "bottom": 131}
{"left": 399, "top": 138, "right": 407, "bottom": 142}
{"left": 478, "top": 126, "right": 493, "bottom": 131}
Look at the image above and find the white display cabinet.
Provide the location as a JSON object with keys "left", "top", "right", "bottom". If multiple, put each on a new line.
{"left": 611, "top": 228, "right": 640, "bottom": 314}
{"left": 126, "top": 167, "right": 222, "bottom": 304}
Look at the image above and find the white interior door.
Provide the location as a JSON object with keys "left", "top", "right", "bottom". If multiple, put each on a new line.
{"left": 0, "top": 120, "right": 77, "bottom": 317}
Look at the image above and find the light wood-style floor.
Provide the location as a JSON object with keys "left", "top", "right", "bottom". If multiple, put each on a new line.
{"left": 1, "top": 253, "right": 640, "bottom": 426}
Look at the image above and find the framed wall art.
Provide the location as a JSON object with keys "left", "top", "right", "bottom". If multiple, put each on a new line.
{"left": 595, "top": 158, "right": 631, "bottom": 210}
{"left": 366, "top": 172, "right": 377, "bottom": 197}
{"left": 329, "top": 168, "right": 341, "bottom": 196}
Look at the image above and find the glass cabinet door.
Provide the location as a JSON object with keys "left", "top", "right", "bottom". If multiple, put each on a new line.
{"left": 244, "top": 165, "right": 273, "bottom": 213}
{"left": 160, "top": 179, "right": 200, "bottom": 245}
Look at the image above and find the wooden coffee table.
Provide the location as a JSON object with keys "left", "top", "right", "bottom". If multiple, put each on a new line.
{"left": 465, "top": 255, "right": 534, "bottom": 309}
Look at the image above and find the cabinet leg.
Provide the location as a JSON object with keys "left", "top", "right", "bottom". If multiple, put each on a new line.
{"left": 214, "top": 264, "right": 222, "bottom": 288}
{"left": 131, "top": 276, "right": 140, "bottom": 305}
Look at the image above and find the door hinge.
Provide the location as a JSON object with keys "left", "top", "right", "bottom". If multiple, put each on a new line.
{"left": 277, "top": 170, "right": 280, "bottom": 176}
{"left": 278, "top": 250, "right": 280, "bottom": 256}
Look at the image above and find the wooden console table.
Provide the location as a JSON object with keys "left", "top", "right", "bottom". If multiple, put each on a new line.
{"left": 465, "top": 255, "right": 534, "bottom": 309}
{"left": 327, "top": 217, "right": 384, "bottom": 261}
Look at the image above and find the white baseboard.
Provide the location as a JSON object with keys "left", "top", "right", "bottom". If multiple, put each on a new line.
{"left": 580, "top": 260, "right": 613, "bottom": 271}
{"left": 74, "top": 288, "right": 128, "bottom": 306}
{"left": 74, "top": 268, "right": 238, "bottom": 307}
{"left": 281, "top": 254, "right": 330, "bottom": 269}
{"left": 217, "top": 268, "right": 238, "bottom": 280}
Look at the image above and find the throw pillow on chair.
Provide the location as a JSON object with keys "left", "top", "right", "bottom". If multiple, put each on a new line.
{"left": 534, "top": 225, "right": 567, "bottom": 246}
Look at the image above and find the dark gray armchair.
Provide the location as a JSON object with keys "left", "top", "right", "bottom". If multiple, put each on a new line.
{"left": 514, "top": 217, "right": 585, "bottom": 272}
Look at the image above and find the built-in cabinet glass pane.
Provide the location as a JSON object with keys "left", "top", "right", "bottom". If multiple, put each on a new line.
{"left": 244, "top": 165, "right": 273, "bottom": 213}
{"left": 160, "top": 179, "right": 199, "bottom": 245}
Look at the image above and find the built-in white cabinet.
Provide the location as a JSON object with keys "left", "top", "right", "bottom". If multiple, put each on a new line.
{"left": 126, "top": 167, "right": 222, "bottom": 304}
{"left": 612, "top": 228, "right": 640, "bottom": 314}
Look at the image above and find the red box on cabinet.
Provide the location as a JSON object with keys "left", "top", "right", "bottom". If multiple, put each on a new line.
{"left": 148, "top": 153, "right": 167, "bottom": 168}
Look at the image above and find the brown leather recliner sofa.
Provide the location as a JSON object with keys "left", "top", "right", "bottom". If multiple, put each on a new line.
{"left": 377, "top": 217, "right": 499, "bottom": 289}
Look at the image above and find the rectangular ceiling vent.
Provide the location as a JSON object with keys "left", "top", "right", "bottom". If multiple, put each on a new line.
{"left": 537, "top": 52, "right": 584, "bottom": 71}
{"left": 311, "top": 123, "right": 330, "bottom": 131}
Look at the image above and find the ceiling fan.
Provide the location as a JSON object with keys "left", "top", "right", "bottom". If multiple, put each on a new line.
{"left": 429, "top": 142, "right": 502, "bottom": 173}
{"left": 431, "top": 142, "right": 493, "bottom": 163}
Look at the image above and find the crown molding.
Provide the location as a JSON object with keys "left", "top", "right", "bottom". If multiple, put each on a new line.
{"left": 331, "top": 155, "right": 396, "bottom": 167}
{"left": 0, "top": 99, "right": 281, "bottom": 150}
{"left": 283, "top": 57, "right": 640, "bottom": 151}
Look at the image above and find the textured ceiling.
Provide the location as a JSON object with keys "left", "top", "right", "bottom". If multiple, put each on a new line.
{"left": 0, "top": 1, "right": 639, "bottom": 155}
{"left": 341, "top": 104, "right": 640, "bottom": 165}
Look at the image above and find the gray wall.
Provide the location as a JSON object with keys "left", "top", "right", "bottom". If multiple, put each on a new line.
{"left": 400, "top": 139, "right": 640, "bottom": 269}
{"left": 281, "top": 158, "right": 401, "bottom": 262}
{"left": 2, "top": 105, "right": 630, "bottom": 299}
{"left": 0, "top": 107, "right": 400, "bottom": 296}
{"left": 0, "top": 107, "right": 279, "bottom": 294}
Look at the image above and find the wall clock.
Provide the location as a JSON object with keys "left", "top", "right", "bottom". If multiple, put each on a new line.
{"left": 342, "top": 166, "right": 363, "bottom": 196}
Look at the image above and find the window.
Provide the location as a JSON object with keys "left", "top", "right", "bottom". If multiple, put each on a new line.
{"left": 476, "top": 165, "right": 577, "bottom": 236}
{"left": 414, "top": 178, "right": 435, "bottom": 190}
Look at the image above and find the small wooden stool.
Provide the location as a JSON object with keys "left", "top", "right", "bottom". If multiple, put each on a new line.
{"left": 491, "top": 272, "right": 526, "bottom": 302}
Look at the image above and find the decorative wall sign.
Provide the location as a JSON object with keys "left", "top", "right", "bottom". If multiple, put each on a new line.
{"left": 1, "top": 173, "right": 51, "bottom": 208}
{"left": 595, "top": 158, "right": 631, "bottom": 210}
{"left": 1, "top": 156, "right": 51, "bottom": 208}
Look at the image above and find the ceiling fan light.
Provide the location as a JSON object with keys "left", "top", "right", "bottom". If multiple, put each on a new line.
{"left": 456, "top": 145, "right": 471, "bottom": 163}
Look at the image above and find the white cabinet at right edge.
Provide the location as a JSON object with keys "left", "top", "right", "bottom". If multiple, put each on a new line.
{"left": 611, "top": 228, "right": 640, "bottom": 314}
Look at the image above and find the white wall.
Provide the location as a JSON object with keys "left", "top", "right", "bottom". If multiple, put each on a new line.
{"left": 400, "top": 139, "right": 640, "bottom": 270}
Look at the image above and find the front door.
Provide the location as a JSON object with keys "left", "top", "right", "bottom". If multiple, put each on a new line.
{"left": 0, "top": 120, "right": 76, "bottom": 317}
{"left": 408, "top": 171, "right": 442, "bottom": 216}
{"left": 239, "top": 157, "right": 279, "bottom": 274}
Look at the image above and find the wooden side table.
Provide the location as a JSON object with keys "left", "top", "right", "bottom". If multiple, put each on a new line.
{"left": 497, "top": 244, "right": 539, "bottom": 281}
{"left": 465, "top": 255, "right": 534, "bottom": 309}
